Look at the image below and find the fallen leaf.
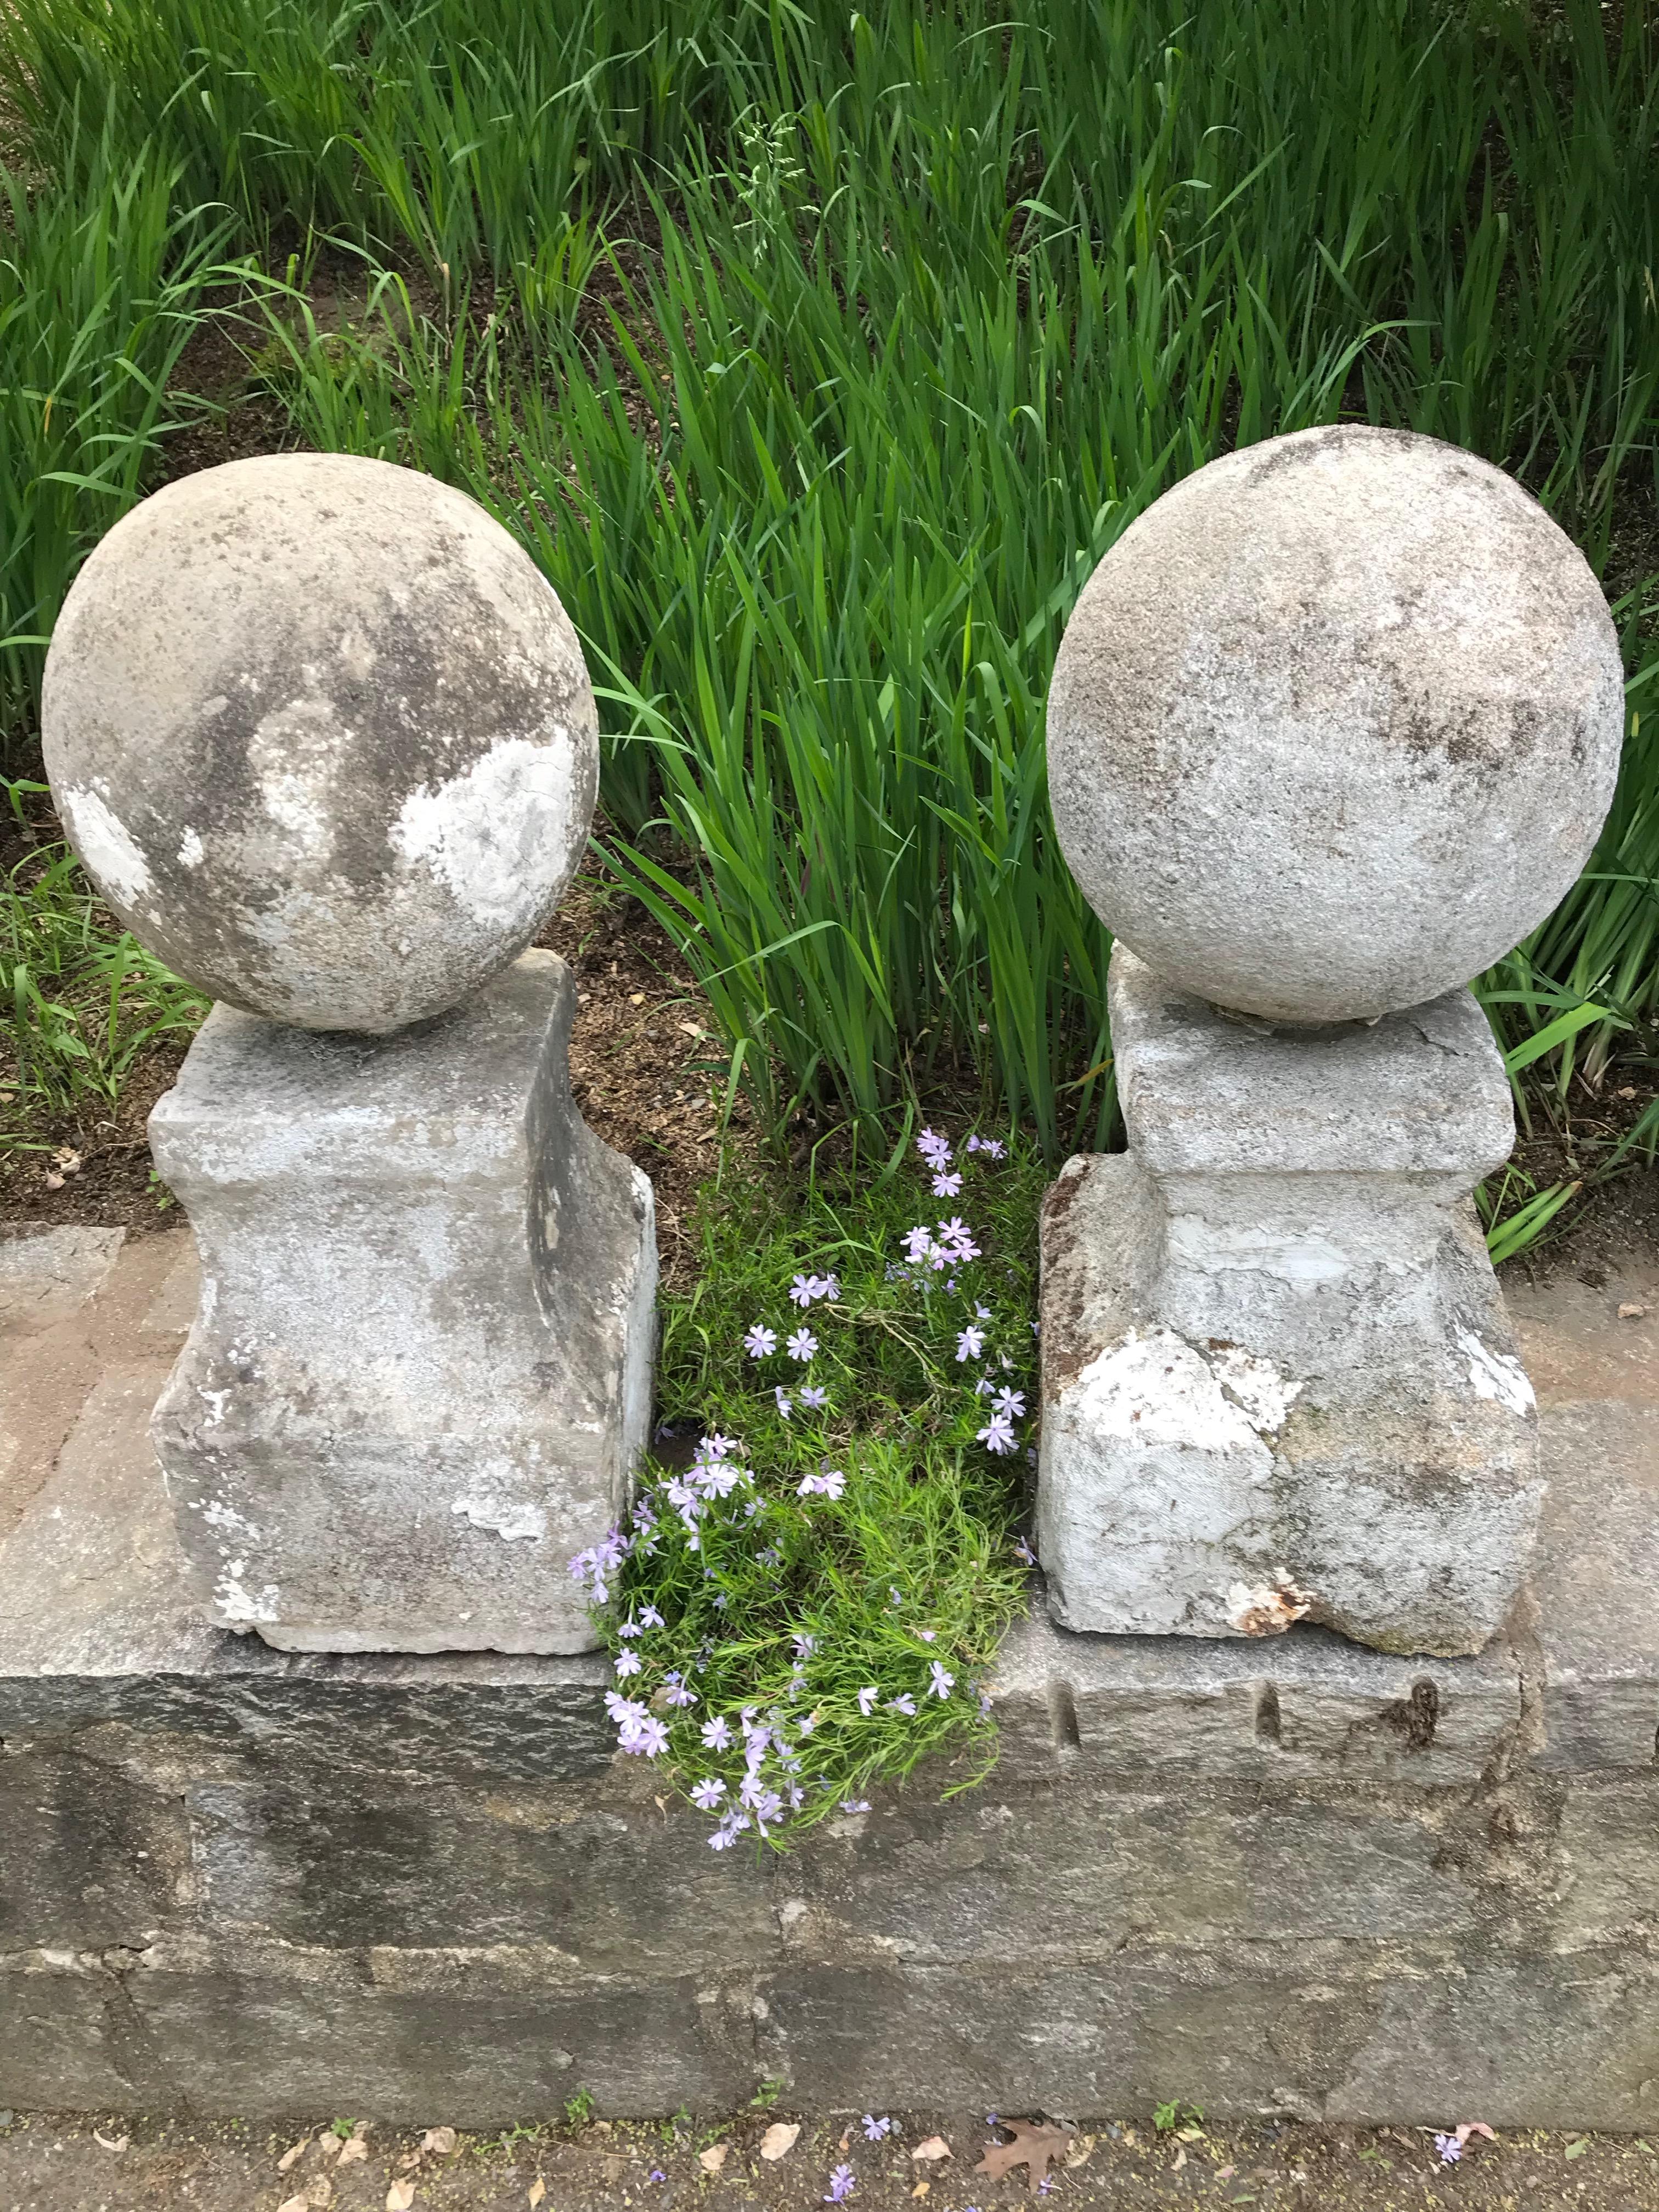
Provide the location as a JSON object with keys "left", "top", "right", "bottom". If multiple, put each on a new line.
{"left": 1618, "top": 1302, "right": 1648, "bottom": 1320}
{"left": 278, "top": 2197, "right": 311, "bottom": 2212}
{"left": 911, "top": 2138, "right": 951, "bottom": 2163}
{"left": 1456, "top": 2124, "right": 1496, "bottom": 2146}
{"left": 1565, "top": 2139, "right": 1589, "bottom": 2160}
{"left": 974, "top": 2119, "right": 1074, "bottom": 2195}
{"left": 838, "top": 2131, "right": 851, "bottom": 2153}
{"left": 278, "top": 2141, "right": 311, "bottom": 2174}
{"left": 387, "top": 2181, "right": 417, "bottom": 2210}
{"left": 338, "top": 2136, "right": 369, "bottom": 2166}
{"left": 1172, "top": 2148, "right": 1187, "bottom": 2171}
{"left": 911, "top": 2184, "right": 930, "bottom": 2199}
{"left": 307, "top": 2179, "right": 332, "bottom": 2208}
{"left": 629, "top": 992, "right": 645, "bottom": 1006}
{"left": 1175, "top": 2127, "right": 1204, "bottom": 2143}
{"left": 43, "top": 1172, "right": 64, "bottom": 1190}
{"left": 1064, "top": 2136, "right": 1096, "bottom": 2171}
{"left": 699, "top": 2144, "right": 730, "bottom": 2174}
{"left": 759, "top": 2123, "right": 801, "bottom": 2161}
{"left": 528, "top": 2181, "right": 546, "bottom": 2208}
{"left": 93, "top": 2131, "right": 128, "bottom": 2153}
{"left": 602, "top": 2154, "right": 627, "bottom": 2183}
{"left": 421, "top": 2127, "right": 457, "bottom": 2157}
{"left": 1216, "top": 2166, "right": 1237, "bottom": 2182}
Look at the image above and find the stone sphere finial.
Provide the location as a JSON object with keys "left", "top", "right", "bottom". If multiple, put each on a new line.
{"left": 1046, "top": 426, "right": 1624, "bottom": 1024}
{"left": 42, "top": 453, "right": 599, "bottom": 1033}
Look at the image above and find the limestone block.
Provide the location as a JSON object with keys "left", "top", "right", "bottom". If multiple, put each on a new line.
{"left": 0, "top": 1747, "right": 189, "bottom": 1950}
{"left": 122, "top": 1940, "right": 753, "bottom": 2121}
{"left": 0, "top": 1955, "right": 166, "bottom": 2111}
{"left": 1035, "top": 948, "right": 1541, "bottom": 1656}
{"left": 42, "top": 454, "right": 597, "bottom": 1034}
{"left": 1045, "top": 425, "right": 1624, "bottom": 1023}
{"left": 146, "top": 949, "right": 655, "bottom": 1655}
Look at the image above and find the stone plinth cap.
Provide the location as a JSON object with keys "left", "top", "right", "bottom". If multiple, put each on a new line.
{"left": 1047, "top": 426, "right": 1624, "bottom": 1023}
{"left": 1108, "top": 944, "right": 1516, "bottom": 1178}
{"left": 42, "top": 453, "right": 599, "bottom": 1034}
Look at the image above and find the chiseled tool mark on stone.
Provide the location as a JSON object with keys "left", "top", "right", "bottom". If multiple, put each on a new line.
{"left": 1458, "top": 1327, "right": 1538, "bottom": 1417}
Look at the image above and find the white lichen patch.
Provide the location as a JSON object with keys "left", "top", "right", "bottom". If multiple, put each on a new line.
{"left": 392, "top": 736, "right": 575, "bottom": 928}
{"left": 1457, "top": 1328, "right": 1536, "bottom": 1418}
{"left": 1210, "top": 1346, "right": 1304, "bottom": 1434}
{"left": 1065, "top": 1325, "right": 1301, "bottom": 1449}
{"left": 177, "top": 826, "right": 205, "bottom": 867}
{"left": 214, "top": 1559, "right": 279, "bottom": 1625}
{"left": 1225, "top": 1577, "right": 1314, "bottom": 1636}
{"left": 59, "top": 784, "right": 154, "bottom": 909}
{"left": 452, "top": 1494, "right": 548, "bottom": 1542}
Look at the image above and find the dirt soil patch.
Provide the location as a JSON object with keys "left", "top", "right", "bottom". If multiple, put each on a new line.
{"left": 1, "top": 2109, "right": 1656, "bottom": 2212}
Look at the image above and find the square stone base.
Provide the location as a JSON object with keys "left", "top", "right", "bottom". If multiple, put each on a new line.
{"left": 0, "top": 1226, "right": 1655, "bottom": 2126}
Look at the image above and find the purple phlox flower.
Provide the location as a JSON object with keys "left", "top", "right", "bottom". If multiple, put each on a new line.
{"left": 935, "top": 1215, "right": 971, "bottom": 1245}
{"left": 738, "top": 1771, "right": 768, "bottom": 1809}
{"left": 617, "top": 1618, "right": 643, "bottom": 1639}
{"left": 917, "top": 1126, "right": 952, "bottom": 1166}
{"left": 692, "top": 1458, "right": 744, "bottom": 1499}
{"left": 1038, "top": 2178, "right": 1054, "bottom": 2197}
{"left": 978, "top": 1413, "right": 1018, "bottom": 1455}
{"left": 889, "top": 1585, "right": 902, "bottom": 1605}
{"left": 820, "top": 1274, "right": 840, "bottom": 1301}
{"left": 1014, "top": 1535, "right": 1037, "bottom": 1565}
{"left": 979, "top": 1137, "right": 1007, "bottom": 1159}
{"left": 663, "top": 1678, "right": 698, "bottom": 1708}
{"left": 691, "top": 1776, "right": 727, "bottom": 1810}
{"left": 650, "top": 2170, "right": 667, "bottom": 2185}
{"left": 799, "top": 1384, "right": 830, "bottom": 1411}
{"left": 824, "top": 2164, "right": 857, "bottom": 2203}
{"left": 787, "top": 1327, "right": 819, "bottom": 1361}
{"left": 613, "top": 1647, "right": 642, "bottom": 1678}
{"left": 701, "top": 1714, "right": 733, "bottom": 1752}
{"left": 916, "top": 1628, "right": 937, "bottom": 1642}
{"left": 956, "top": 1325, "right": 986, "bottom": 1362}
{"left": 775, "top": 1385, "right": 793, "bottom": 1419}
{"left": 974, "top": 1301, "right": 992, "bottom": 1319}
{"left": 797, "top": 1712, "right": 816, "bottom": 1736}
{"left": 888, "top": 1693, "right": 917, "bottom": 1716}
{"left": 796, "top": 1467, "right": 845, "bottom": 1499}
{"left": 701, "top": 1431, "right": 738, "bottom": 1459}
{"left": 757, "top": 1543, "right": 783, "bottom": 1565}
{"left": 1434, "top": 2135, "right": 1462, "bottom": 2165}
{"left": 978, "top": 1689, "right": 994, "bottom": 1718}
{"left": 743, "top": 1322, "right": 778, "bottom": 1358}
{"left": 793, "top": 1632, "right": 818, "bottom": 1658}
{"left": 993, "top": 1386, "right": 1026, "bottom": 1419}
{"left": 635, "top": 1716, "right": 670, "bottom": 1757}
{"left": 862, "top": 2117, "right": 892, "bottom": 2142}
{"left": 639, "top": 1602, "right": 665, "bottom": 1629}
{"left": 974, "top": 1376, "right": 994, "bottom": 1397}
{"left": 712, "top": 1590, "right": 730, "bottom": 1610}
{"left": 788, "top": 1783, "right": 806, "bottom": 1808}
{"left": 708, "top": 1809, "right": 751, "bottom": 1850}
{"left": 753, "top": 1788, "right": 785, "bottom": 1829}
{"left": 928, "top": 1659, "right": 956, "bottom": 1700}
{"left": 790, "top": 1272, "right": 833, "bottom": 1308}
{"left": 604, "top": 1692, "right": 648, "bottom": 1732}
{"left": 1031, "top": 1318, "right": 1041, "bottom": 1335}
{"left": 932, "top": 1170, "right": 963, "bottom": 1197}
{"left": 857, "top": 1685, "right": 878, "bottom": 1717}
{"left": 901, "top": 1225, "right": 934, "bottom": 1263}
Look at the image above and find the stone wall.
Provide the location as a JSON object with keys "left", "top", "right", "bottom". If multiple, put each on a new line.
{"left": 1, "top": 1231, "right": 1655, "bottom": 2128}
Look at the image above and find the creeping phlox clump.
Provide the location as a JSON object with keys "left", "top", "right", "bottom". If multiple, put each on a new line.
{"left": 567, "top": 1127, "right": 1036, "bottom": 1849}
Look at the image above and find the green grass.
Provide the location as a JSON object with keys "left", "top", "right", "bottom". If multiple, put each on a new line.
{"left": 1, "top": 782, "right": 208, "bottom": 1137}
{"left": 1, "top": 0, "right": 1656, "bottom": 1257}
{"left": 582, "top": 1128, "right": 1040, "bottom": 1841}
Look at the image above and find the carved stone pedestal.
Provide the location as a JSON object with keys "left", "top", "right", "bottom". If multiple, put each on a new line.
{"left": 148, "top": 950, "right": 656, "bottom": 1655}
{"left": 1036, "top": 947, "right": 1541, "bottom": 1657}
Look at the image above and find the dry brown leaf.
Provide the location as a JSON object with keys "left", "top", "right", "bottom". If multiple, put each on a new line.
{"left": 278, "top": 2197, "right": 311, "bottom": 2212}
{"left": 278, "top": 2141, "right": 311, "bottom": 2174}
{"left": 93, "top": 2131, "right": 128, "bottom": 2153}
{"left": 1456, "top": 2123, "right": 1497, "bottom": 2147}
{"left": 1618, "top": 1302, "right": 1649, "bottom": 1320}
{"left": 601, "top": 2154, "right": 627, "bottom": 2183}
{"left": 699, "top": 2143, "right": 730, "bottom": 2174}
{"left": 528, "top": 2180, "right": 546, "bottom": 2208}
{"left": 911, "top": 2137, "right": 951, "bottom": 2163}
{"left": 387, "top": 2181, "right": 416, "bottom": 2212}
{"left": 337, "top": 2137, "right": 368, "bottom": 2166}
{"left": 305, "top": 2178, "right": 331, "bottom": 2208}
{"left": 759, "top": 2123, "right": 801, "bottom": 2162}
{"left": 974, "top": 2119, "right": 1074, "bottom": 2196}
{"left": 1064, "top": 2136, "right": 1096, "bottom": 2171}
{"left": 1172, "top": 2148, "right": 1187, "bottom": 2172}
{"left": 421, "top": 2127, "right": 457, "bottom": 2157}
{"left": 43, "top": 1171, "right": 64, "bottom": 1190}
{"left": 837, "top": 2131, "right": 851, "bottom": 2153}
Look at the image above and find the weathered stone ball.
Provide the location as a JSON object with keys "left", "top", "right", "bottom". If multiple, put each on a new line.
{"left": 1046, "top": 426, "right": 1624, "bottom": 1023}
{"left": 42, "top": 453, "right": 599, "bottom": 1032}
